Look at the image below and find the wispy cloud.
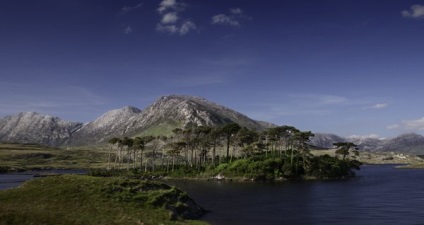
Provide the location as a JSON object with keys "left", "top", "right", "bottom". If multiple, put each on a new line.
{"left": 124, "top": 25, "right": 132, "bottom": 34}
{"left": 403, "top": 117, "right": 424, "bottom": 130}
{"left": 0, "top": 82, "right": 106, "bottom": 121}
{"left": 387, "top": 124, "right": 400, "bottom": 130}
{"left": 156, "top": 0, "right": 195, "bottom": 35}
{"left": 211, "top": 8, "right": 251, "bottom": 27}
{"left": 289, "top": 94, "right": 348, "bottom": 106}
{"left": 387, "top": 117, "right": 424, "bottom": 131}
{"left": 156, "top": 21, "right": 195, "bottom": 35}
{"left": 367, "top": 103, "right": 389, "bottom": 109}
{"left": 230, "top": 8, "right": 243, "bottom": 15}
{"left": 402, "top": 5, "right": 424, "bottom": 19}
{"left": 212, "top": 14, "right": 240, "bottom": 27}
{"left": 120, "top": 2, "right": 144, "bottom": 14}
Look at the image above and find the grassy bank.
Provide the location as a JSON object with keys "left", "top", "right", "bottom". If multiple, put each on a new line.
{"left": 0, "top": 143, "right": 109, "bottom": 171}
{"left": 0, "top": 175, "right": 208, "bottom": 225}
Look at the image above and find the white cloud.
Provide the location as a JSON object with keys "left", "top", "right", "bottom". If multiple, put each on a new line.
{"left": 402, "top": 5, "right": 424, "bottom": 19}
{"left": 124, "top": 26, "right": 132, "bottom": 34}
{"left": 179, "top": 21, "right": 196, "bottom": 35}
{"left": 156, "top": 0, "right": 195, "bottom": 35}
{"left": 156, "top": 21, "right": 195, "bottom": 35}
{"left": 403, "top": 117, "right": 424, "bottom": 130}
{"left": 120, "top": 2, "right": 144, "bottom": 14}
{"left": 212, "top": 14, "right": 240, "bottom": 27}
{"left": 156, "top": 24, "right": 178, "bottom": 34}
{"left": 161, "top": 12, "right": 178, "bottom": 24}
{"left": 387, "top": 117, "right": 424, "bottom": 131}
{"left": 158, "top": 0, "right": 178, "bottom": 13}
{"left": 371, "top": 103, "right": 389, "bottom": 109}
{"left": 211, "top": 8, "right": 251, "bottom": 27}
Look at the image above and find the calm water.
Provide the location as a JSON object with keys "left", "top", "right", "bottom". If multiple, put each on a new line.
{"left": 1, "top": 166, "right": 423, "bottom": 224}
{"left": 168, "top": 165, "right": 424, "bottom": 225}
{"left": 0, "top": 169, "right": 86, "bottom": 190}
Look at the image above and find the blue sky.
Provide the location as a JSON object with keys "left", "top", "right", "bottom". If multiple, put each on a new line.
{"left": 1, "top": 0, "right": 424, "bottom": 138}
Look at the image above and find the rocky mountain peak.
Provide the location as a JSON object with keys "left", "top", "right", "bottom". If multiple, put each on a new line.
{"left": 0, "top": 112, "right": 83, "bottom": 146}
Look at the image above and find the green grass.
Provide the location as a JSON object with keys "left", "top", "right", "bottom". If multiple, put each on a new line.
{"left": 135, "top": 120, "right": 182, "bottom": 137}
{"left": 0, "top": 175, "right": 208, "bottom": 225}
{"left": 0, "top": 143, "right": 112, "bottom": 171}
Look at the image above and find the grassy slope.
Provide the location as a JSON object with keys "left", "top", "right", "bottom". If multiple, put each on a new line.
{"left": 0, "top": 175, "right": 208, "bottom": 225}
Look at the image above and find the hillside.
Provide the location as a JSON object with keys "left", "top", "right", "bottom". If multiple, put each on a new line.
{"left": 0, "top": 95, "right": 271, "bottom": 146}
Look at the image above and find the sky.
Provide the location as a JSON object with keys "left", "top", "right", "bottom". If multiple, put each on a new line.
{"left": 1, "top": 0, "right": 424, "bottom": 138}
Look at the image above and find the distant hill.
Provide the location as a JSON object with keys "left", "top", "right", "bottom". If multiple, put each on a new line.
{"left": 0, "top": 95, "right": 272, "bottom": 146}
{"left": 310, "top": 133, "right": 424, "bottom": 154}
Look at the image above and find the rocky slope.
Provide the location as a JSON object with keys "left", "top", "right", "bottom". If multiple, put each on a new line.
{"left": 0, "top": 95, "right": 270, "bottom": 146}
{"left": 0, "top": 112, "right": 83, "bottom": 146}
{"left": 71, "top": 95, "right": 269, "bottom": 145}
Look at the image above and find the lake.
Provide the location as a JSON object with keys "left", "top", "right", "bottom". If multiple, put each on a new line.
{"left": 0, "top": 169, "right": 86, "bottom": 190}
{"left": 168, "top": 165, "right": 424, "bottom": 225}
{"left": 1, "top": 165, "right": 423, "bottom": 225}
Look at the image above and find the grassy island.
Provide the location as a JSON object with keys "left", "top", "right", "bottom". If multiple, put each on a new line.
{"left": 0, "top": 175, "right": 208, "bottom": 225}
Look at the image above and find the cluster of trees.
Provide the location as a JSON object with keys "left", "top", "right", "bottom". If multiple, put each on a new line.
{"left": 106, "top": 123, "right": 361, "bottom": 179}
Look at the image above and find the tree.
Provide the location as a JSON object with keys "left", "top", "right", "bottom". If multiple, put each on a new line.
{"left": 133, "top": 137, "right": 146, "bottom": 170}
{"left": 107, "top": 137, "right": 121, "bottom": 170}
{"left": 221, "top": 123, "right": 241, "bottom": 161}
{"left": 209, "top": 127, "right": 221, "bottom": 166}
{"left": 166, "top": 141, "right": 186, "bottom": 171}
{"left": 121, "top": 137, "right": 134, "bottom": 170}
{"left": 292, "top": 131, "right": 315, "bottom": 174}
{"left": 141, "top": 135, "right": 155, "bottom": 172}
{"left": 334, "top": 142, "right": 358, "bottom": 160}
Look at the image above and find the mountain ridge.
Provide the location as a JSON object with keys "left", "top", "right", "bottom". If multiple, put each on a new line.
{"left": 0, "top": 95, "right": 271, "bottom": 146}
{"left": 1, "top": 95, "right": 424, "bottom": 154}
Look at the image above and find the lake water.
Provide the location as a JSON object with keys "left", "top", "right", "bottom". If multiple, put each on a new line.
{"left": 1, "top": 166, "right": 423, "bottom": 225}
{"left": 168, "top": 165, "right": 424, "bottom": 225}
{"left": 0, "top": 169, "right": 86, "bottom": 190}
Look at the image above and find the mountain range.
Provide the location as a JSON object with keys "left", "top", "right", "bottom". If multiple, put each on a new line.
{"left": 1, "top": 95, "right": 424, "bottom": 154}
{"left": 309, "top": 133, "right": 424, "bottom": 154}
{"left": 0, "top": 95, "right": 271, "bottom": 146}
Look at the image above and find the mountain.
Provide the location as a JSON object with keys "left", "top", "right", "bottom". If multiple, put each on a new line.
{"left": 309, "top": 133, "right": 345, "bottom": 149}
{"left": 68, "top": 106, "right": 142, "bottom": 145}
{"left": 378, "top": 133, "right": 424, "bottom": 154}
{"left": 310, "top": 133, "right": 424, "bottom": 154}
{"left": 71, "top": 95, "right": 269, "bottom": 145}
{"left": 2, "top": 95, "right": 424, "bottom": 154}
{"left": 0, "top": 112, "right": 83, "bottom": 146}
{"left": 0, "top": 95, "right": 272, "bottom": 146}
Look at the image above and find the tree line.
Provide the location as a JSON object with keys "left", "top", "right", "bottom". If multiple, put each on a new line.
{"left": 106, "top": 123, "right": 361, "bottom": 179}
